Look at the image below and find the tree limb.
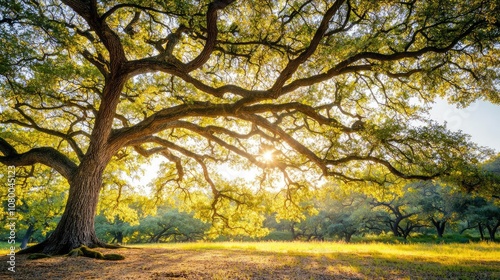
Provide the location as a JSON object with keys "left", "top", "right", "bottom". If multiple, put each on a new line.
{"left": 0, "top": 137, "right": 77, "bottom": 181}
{"left": 270, "top": 0, "right": 347, "bottom": 94}
{"left": 185, "top": 0, "right": 236, "bottom": 72}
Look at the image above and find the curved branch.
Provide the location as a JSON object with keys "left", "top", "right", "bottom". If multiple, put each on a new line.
{"left": 270, "top": 0, "right": 347, "bottom": 93}
{"left": 61, "top": 0, "right": 126, "bottom": 67}
{"left": 172, "top": 121, "right": 282, "bottom": 169}
{"left": 124, "top": 59, "right": 264, "bottom": 98}
{"left": 242, "top": 102, "right": 348, "bottom": 129}
{"left": 8, "top": 104, "right": 85, "bottom": 160}
{"left": 279, "top": 20, "right": 484, "bottom": 100}
{"left": 81, "top": 49, "right": 109, "bottom": 77}
{"left": 0, "top": 137, "right": 77, "bottom": 181}
{"left": 327, "top": 155, "right": 443, "bottom": 180}
{"left": 240, "top": 113, "right": 326, "bottom": 173}
{"left": 100, "top": 3, "right": 194, "bottom": 21}
{"left": 185, "top": 0, "right": 236, "bottom": 72}
{"left": 109, "top": 102, "right": 234, "bottom": 148}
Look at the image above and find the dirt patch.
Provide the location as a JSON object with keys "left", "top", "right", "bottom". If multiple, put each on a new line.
{"left": 0, "top": 247, "right": 359, "bottom": 280}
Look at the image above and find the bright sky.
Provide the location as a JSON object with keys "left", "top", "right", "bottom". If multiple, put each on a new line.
{"left": 429, "top": 99, "right": 500, "bottom": 153}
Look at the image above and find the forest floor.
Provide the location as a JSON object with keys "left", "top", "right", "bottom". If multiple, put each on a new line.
{"left": 0, "top": 242, "right": 499, "bottom": 279}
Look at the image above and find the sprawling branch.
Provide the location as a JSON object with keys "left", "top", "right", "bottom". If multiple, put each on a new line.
{"left": 0, "top": 137, "right": 77, "bottom": 181}
{"left": 270, "top": 0, "right": 347, "bottom": 94}
{"left": 170, "top": 121, "right": 286, "bottom": 170}
{"left": 61, "top": 0, "right": 126, "bottom": 67}
{"left": 112, "top": 101, "right": 338, "bottom": 169}
{"left": 327, "top": 155, "right": 443, "bottom": 181}
{"left": 109, "top": 102, "right": 234, "bottom": 148}
{"left": 107, "top": 97, "right": 458, "bottom": 185}
{"left": 239, "top": 113, "right": 326, "bottom": 172}
{"left": 8, "top": 103, "right": 85, "bottom": 160}
{"left": 185, "top": 0, "right": 236, "bottom": 72}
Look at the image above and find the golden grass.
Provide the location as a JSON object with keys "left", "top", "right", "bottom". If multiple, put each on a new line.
{"left": 129, "top": 241, "right": 500, "bottom": 279}
{"left": 129, "top": 240, "right": 500, "bottom": 262}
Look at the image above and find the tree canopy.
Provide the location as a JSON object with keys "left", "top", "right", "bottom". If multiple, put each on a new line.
{"left": 0, "top": 0, "right": 499, "bottom": 254}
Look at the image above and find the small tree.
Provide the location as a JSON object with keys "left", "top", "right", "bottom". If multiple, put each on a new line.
{"left": 95, "top": 215, "right": 134, "bottom": 244}
{"left": 326, "top": 198, "right": 373, "bottom": 242}
{"left": 132, "top": 209, "right": 209, "bottom": 243}
{"left": 312, "top": 188, "right": 374, "bottom": 242}
{"left": 372, "top": 186, "right": 425, "bottom": 239}
{"left": 416, "top": 184, "right": 467, "bottom": 238}
{"left": 462, "top": 197, "right": 500, "bottom": 241}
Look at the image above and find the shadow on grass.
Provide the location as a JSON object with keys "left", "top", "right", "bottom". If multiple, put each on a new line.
{"left": 0, "top": 247, "right": 498, "bottom": 279}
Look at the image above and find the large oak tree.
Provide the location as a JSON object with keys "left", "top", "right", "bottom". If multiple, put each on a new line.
{"left": 1, "top": 0, "right": 499, "bottom": 255}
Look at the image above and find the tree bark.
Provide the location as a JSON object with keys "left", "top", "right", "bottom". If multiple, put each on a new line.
{"left": 19, "top": 158, "right": 109, "bottom": 255}
{"left": 17, "top": 55, "right": 126, "bottom": 255}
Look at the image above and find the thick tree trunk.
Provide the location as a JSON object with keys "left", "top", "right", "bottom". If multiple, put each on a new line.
{"left": 401, "top": 223, "right": 412, "bottom": 240}
{"left": 437, "top": 222, "right": 446, "bottom": 238}
{"left": 19, "top": 160, "right": 109, "bottom": 255}
{"left": 17, "top": 50, "right": 126, "bottom": 255}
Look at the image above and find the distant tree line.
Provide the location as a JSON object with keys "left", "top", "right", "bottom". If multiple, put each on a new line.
{"left": 2, "top": 158, "right": 499, "bottom": 245}
{"left": 264, "top": 183, "right": 499, "bottom": 242}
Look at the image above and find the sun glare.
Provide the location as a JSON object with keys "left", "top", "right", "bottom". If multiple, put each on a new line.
{"left": 262, "top": 150, "right": 274, "bottom": 162}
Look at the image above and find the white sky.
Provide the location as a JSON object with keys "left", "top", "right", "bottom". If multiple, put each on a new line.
{"left": 429, "top": 99, "right": 500, "bottom": 153}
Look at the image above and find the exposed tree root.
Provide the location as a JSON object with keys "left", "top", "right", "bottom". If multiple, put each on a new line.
{"left": 67, "top": 246, "right": 125, "bottom": 261}
{"left": 23, "top": 245, "right": 125, "bottom": 261}
{"left": 19, "top": 239, "right": 129, "bottom": 259}
{"left": 101, "top": 253, "right": 126, "bottom": 260}
{"left": 99, "top": 243, "right": 137, "bottom": 249}
{"left": 18, "top": 240, "right": 48, "bottom": 255}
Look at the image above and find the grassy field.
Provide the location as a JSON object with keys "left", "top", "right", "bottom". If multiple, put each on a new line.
{"left": 1, "top": 241, "right": 499, "bottom": 279}
{"left": 133, "top": 241, "right": 500, "bottom": 278}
